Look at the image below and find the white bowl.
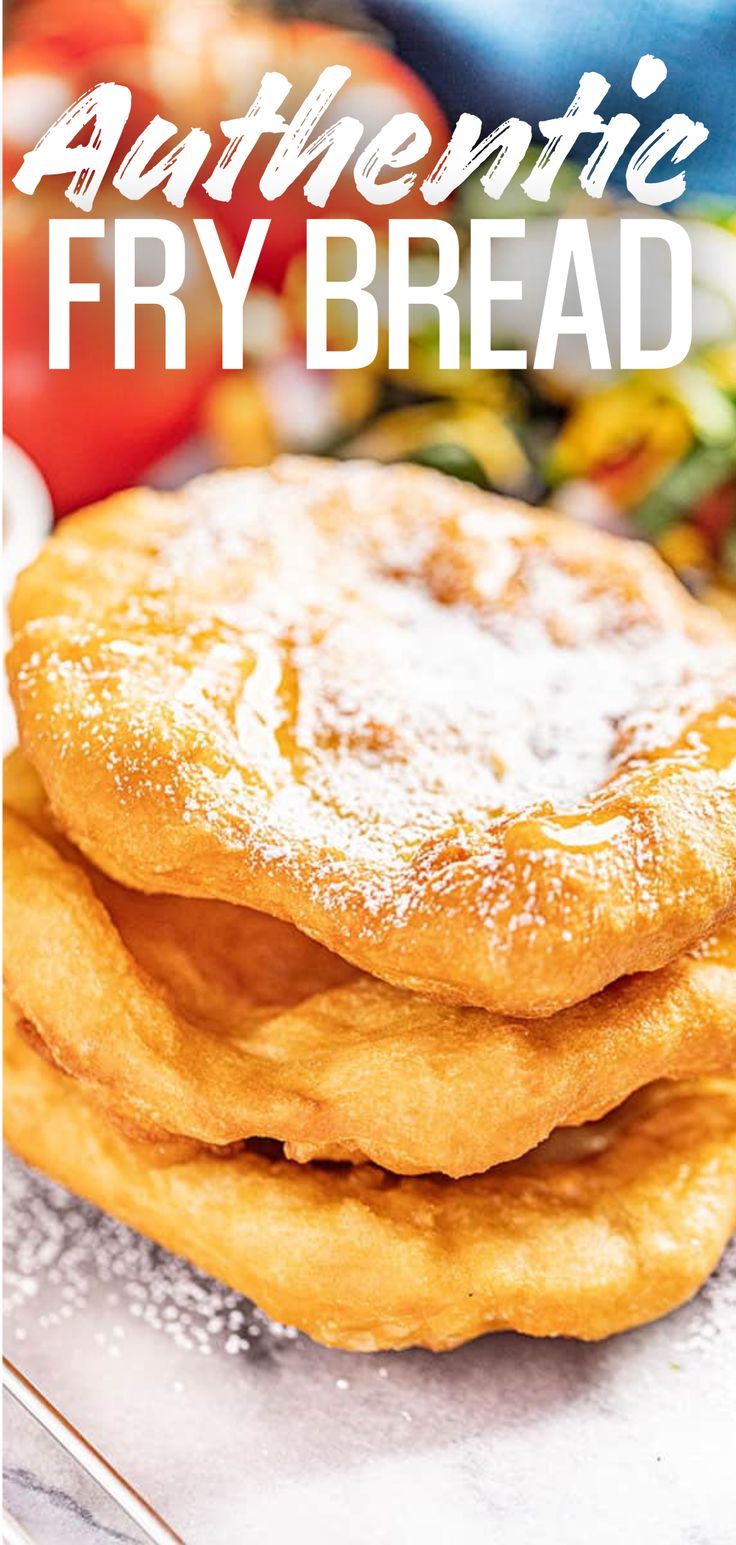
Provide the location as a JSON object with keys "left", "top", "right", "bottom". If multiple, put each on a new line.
{"left": 3, "top": 438, "right": 53, "bottom": 750}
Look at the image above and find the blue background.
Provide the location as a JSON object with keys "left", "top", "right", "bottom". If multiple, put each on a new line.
{"left": 368, "top": 0, "right": 736, "bottom": 199}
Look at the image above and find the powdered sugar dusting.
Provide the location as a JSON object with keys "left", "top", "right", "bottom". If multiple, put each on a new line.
{"left": 672, "top": 1238, "right": 736, "bottom": 1354}
{"left": 13, "top": 459, "right": 735, "bottom": 854}
{"left": 3, "top": 1153, "right": 298, "bottom": 1360}
{"left": 9, "top": 459, "right": 736, "bottom": 1000}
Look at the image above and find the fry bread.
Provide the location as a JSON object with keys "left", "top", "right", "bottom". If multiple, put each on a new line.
{"left": 5, "top": 1013, "right": 736, "bottom": 1351}
{"left": 9, "top": 460, "right": 736, "bottom": 1016}
{"left": 6, "top": 753, "right": 736, "bottom": 1177}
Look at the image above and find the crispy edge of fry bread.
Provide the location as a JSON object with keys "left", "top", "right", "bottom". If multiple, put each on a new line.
{"left": 5, "top": 751, "right": 736, "bottom": 1177}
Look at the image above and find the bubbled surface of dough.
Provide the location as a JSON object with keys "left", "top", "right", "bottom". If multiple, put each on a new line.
{"left": 9, "top": 458, "right": 736, "bottom": 1014}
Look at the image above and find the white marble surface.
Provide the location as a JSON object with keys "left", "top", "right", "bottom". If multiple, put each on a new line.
{"left": 3, "top": 1150, "right": 735, "bottom": 1545}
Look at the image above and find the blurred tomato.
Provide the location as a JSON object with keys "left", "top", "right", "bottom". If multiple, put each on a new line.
{"left": 4, "top": 36, "right": 162, "bottom": 185}
{"left": 3, "top": 42, "right": 77, "bottom": 183}
{"left": 7, "top": 10, "right": 449, "bottom": 287}
{"left": 134, "top": 12, "right": 451, "bottom": 286}
{"left": 10, "top": 0, "right": 151, "bottom": 63}
{"left": 4, "top": 187, "right": 225, "bottom": 513}
{"left": 3, "top": 3, "right": 448, "bottom": 510}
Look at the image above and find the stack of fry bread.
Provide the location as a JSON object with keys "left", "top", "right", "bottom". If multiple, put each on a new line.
{"left": 5, "top": 459, "right": 736, "bottom": 1350}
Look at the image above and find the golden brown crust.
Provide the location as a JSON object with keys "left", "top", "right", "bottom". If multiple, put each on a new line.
{"left": 8, "top": 459, "right": 736, "bottom": 1016}
{"left": 5, "top": 1013, "right": 736, "bottom": 1351}
{"left": 5, "top": 753, "right": 736, "bottom": 1178}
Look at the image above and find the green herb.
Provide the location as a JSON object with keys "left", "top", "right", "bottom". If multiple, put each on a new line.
{"left": 632, "top": 443, "right": 736, "bottom": 536}
{"left": 409, "top": 443, "right": 489, "bottom": 488}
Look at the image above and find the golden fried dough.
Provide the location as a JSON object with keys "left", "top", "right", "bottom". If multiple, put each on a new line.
{"left": 8, "top": 460, "right": 736, "bottom": 1016}
{"left": 6, "top": 753, "right": 736, "bottom": 1178}
{"left": 5, "top": 1014, "right": 736, "bottom": 1351}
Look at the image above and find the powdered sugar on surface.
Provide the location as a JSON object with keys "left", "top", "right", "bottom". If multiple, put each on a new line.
{"left": 3, "top": 1153, "right": 297, "bottom": 1360}
{"left": 5, "top": 1150, "right": 736, "bottom": 1363}
{"left": 12, "top": 459, "right": 736, "bottom": 863}
{"left": 4, "top": 1149, "right": 735, "bottom": 1545}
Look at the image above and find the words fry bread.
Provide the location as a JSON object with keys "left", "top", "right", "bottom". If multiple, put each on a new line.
{"left": 13, "top": 56, "right": 707, "bottom": 374}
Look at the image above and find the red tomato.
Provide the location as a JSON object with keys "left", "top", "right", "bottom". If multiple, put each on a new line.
{"left": 10, "top": 0, "right": 151, "bottom": 64}
{"left": 4, "top": 38, "right": 163, "bottom": 185}
{"left": 4, "top": 187, "right": 225, "bottom": 514}
{"left": 4, "top": 43, "right": 78, "bottom": 183}
{"left": 8, "top": 13, "right": 449, "bottom": 288}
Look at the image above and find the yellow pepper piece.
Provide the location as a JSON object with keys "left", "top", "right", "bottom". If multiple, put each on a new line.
{"left": 333, "top": 370, "right": 382, "bottom": 432}
{"left": 700, "top": 344, "right": 736, "bottom": 393}
{"left": 202, "top": 376, "right": 278, "bottom": 469}
{"left": 655, "top": 521, "right": 711, "bottom": 573}
{"left": 549, "top": 380, "right": 692, "bottom": 505}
